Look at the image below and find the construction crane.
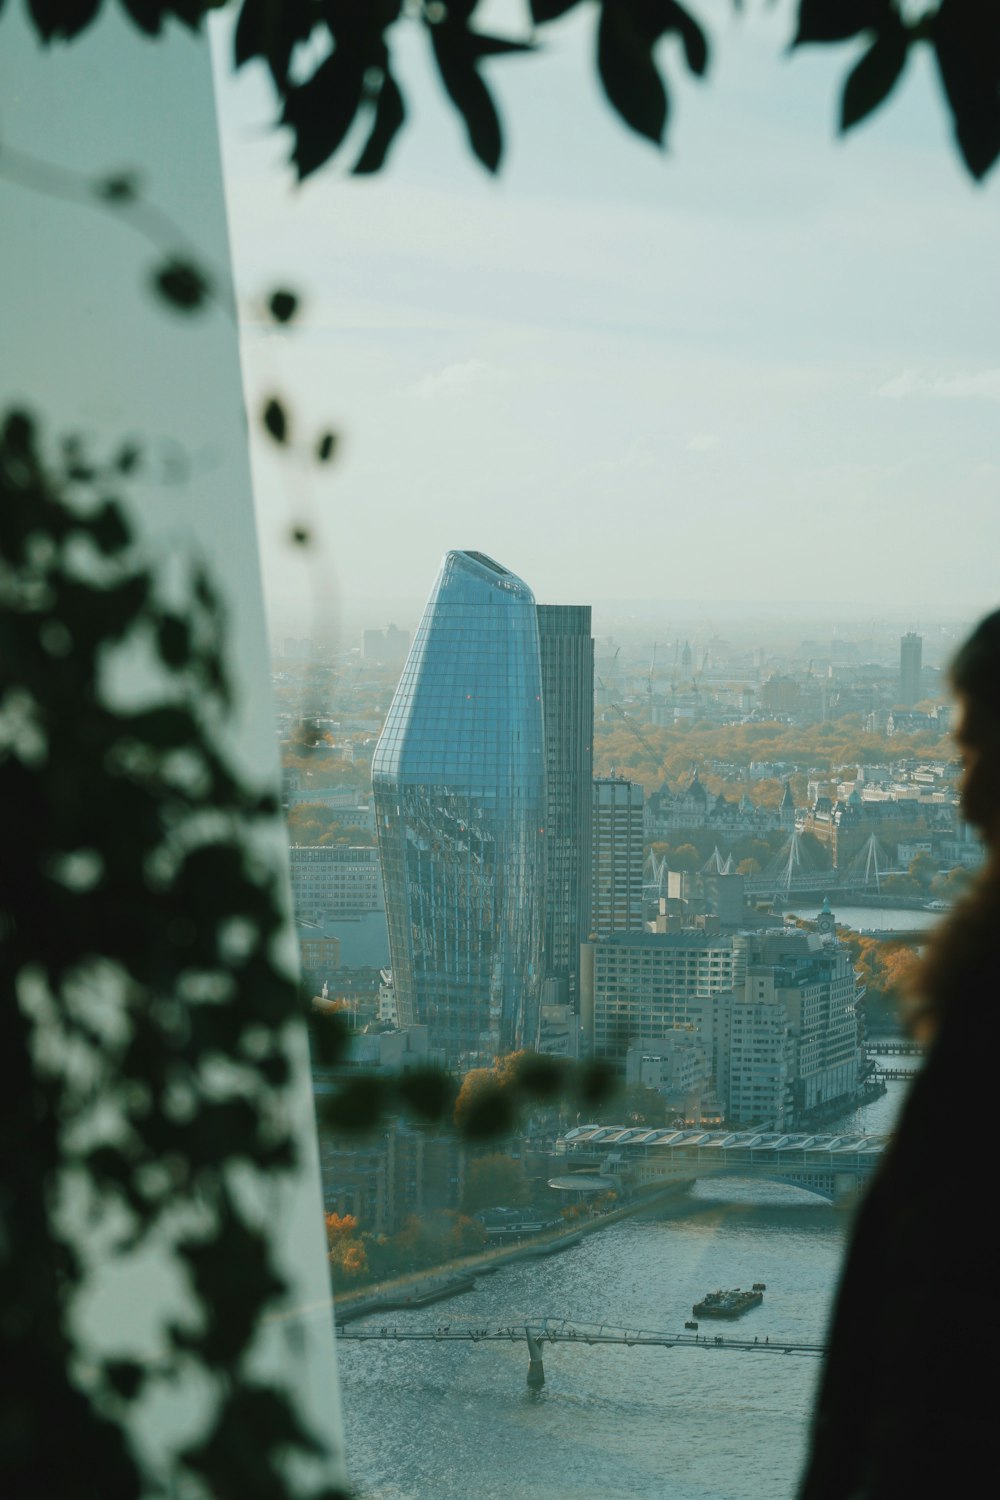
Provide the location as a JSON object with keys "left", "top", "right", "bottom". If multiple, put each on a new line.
{"left": 608, "top": 701, "right": 660, "bottom": 762}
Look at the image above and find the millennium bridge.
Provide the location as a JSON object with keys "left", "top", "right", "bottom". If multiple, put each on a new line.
{"left": 336, "top": 1316, "right": 825, "bottom": 1387}
{"left": 552, "top": 1126, "right": 890, "bottom": 1202}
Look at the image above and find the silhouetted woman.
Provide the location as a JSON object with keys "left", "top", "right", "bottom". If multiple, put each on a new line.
{"left": 797, "top": 609, "right": 1000, "bottom": 1500}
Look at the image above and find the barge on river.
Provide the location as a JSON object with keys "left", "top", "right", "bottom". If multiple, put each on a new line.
{"left": 692, "top": 1287, "right": 763, "bottom": 1319}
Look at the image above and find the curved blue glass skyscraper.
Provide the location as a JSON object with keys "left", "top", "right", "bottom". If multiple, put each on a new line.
{"left": 372, "top": 551, "right": 545, "bottom": 1065}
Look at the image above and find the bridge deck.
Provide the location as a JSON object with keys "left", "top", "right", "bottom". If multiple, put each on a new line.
{"left": 336, "top": 1318, "right": 825, "bottom": 1358}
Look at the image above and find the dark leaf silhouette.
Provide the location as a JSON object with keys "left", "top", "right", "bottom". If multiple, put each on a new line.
{"left": 320, "top": 1076, "right": 387, "bottom": 1133}
{"left": 597, "top": 2, "right": 669, "bottom": 145}
{"left": 282, "top": 47, "right": 367, "bottom": 181}
{"left": 793, "top": 0, "right": 892, "bottom": 48}
{"left": 840, "top": 22, "right": 909, "bottom": 132}
{"left": 531, "top": 0, "right": 580, "bottom": 20}
{"left": 262, "top": 397, "right": 289, "bottom": 445}
{"left": 512, "top": 1053, "right": 567, "bottom": 1101}
{"left": 933, "top": 0, "right": 1000, "bottom": 180}
{"left": 118, "top": 0, "right": 165, "bottom": 37}
{"left": 575, "top": 1058, "right": 618, "bottom": 1109}
{"left": 95, "top": 171, "right": 141, "bottom": 203}
{"left": 267, "top": 288, "right": 300, "bottom": 324}
{"left": 394, "top": 1066, "right": 458, "bottom": 1122}
{"left": 316, "top": 431, "right": 338, "bottom": 463}
{"left": 459, "top": 1081, "right": 517, "bottom": 1140}
{"left": 151, "top": 258, "right": 210, "bottom": 313}
{"left": 354, "top": 68, "right": 407, "bottom": 175}
{"left": 114, "top": 441, "right": 141, "bottom": 474}
{"left": 104, "top": 1361, "right": 146, "bottom": 1402}
{"left": 234, "top": 0, "right": 317, "bottom": 93}
{"left": 26, "top": 0, "right": 101, "bottom": 40}
{"left": 430, "top": 21, "right": 506, "bottom": 172}
{"left": 663, "top": 0, "right": 709, "bottom": 78}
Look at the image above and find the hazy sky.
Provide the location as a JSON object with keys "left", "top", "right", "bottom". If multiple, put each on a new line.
{"left": 209, "top": 2, "right": 1000, "bottom": 640}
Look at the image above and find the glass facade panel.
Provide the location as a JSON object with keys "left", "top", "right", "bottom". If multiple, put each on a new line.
{"left": 372, "top": 551, "right": 545, "bottom": 1064}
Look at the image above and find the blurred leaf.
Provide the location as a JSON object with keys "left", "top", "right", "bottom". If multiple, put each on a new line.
{"left": 282, "top": 47, "right": 366, "bottom": 180}
{"left": 430, "top": 20, "right": 505, "bottom": 172}
{"left": 531, "top": 0, "right": 580, "bottom": 20}
{"left": 151, "top": 258, "right": 211, "bottom": 314}
{"left": 315, "top": 431, "right": 338, "bottom": 463}
{"left": 114, "top": 442, "right": 142, "bottom": 475}
{"left": 459, "top": 1081, "right": 517, "bottom": 1140}
{"left": 663, "top": 0, "right": 709, "bottom": 78}
{"left": 118, "top": 0, "right": 165, "bottom": 36}
{"left": 793, "top": 0, "right": 892, "bottom": 47}
{"left": 320, "top": 1076, "right": 387, "bottom": 1133}
{"left": 309, "top": 1010, "right": 351, "bottom": 1066}
{"left": 354, "top": 68, "right": 407, "bottom": 174}
{"left": 267, "top": 288, "right": 300, "bottom": 324}
{"left": 103, "top": 1360, "right": 146, "bottom": 1402}
{"left": 95, "top": 171, "right": 141, "bottom": 204}
{"left": 574, "top": 1058, "right": 618, "bottom": 1110}
{"left": 26, "top": 0, "right": 101, "bottom": 40}
{"left": 157, "top": 613, "right": 192, "bottom": 669}
{"left": 91, "top": 500, "right": 131, "bottom": 557}
{"left": 513, "top": 1053, "right": 567, "bottom": 1101}
{"left": 234, "top": 0, "right": 316, "bottom": 93}
{"left": 262, "top": 398, "right": 289, "bottom": 445}
{"left": 394, "top": 1066, "right": 457, "bottom": 1122}
{"left": 933, "top": 0, "right": 1000, "bottom": 180}
{"left": 597, "top": 2, "right": 669, "bottom": 145}
{"left": 840, "top": 23, "right": 908, "bottom": 132}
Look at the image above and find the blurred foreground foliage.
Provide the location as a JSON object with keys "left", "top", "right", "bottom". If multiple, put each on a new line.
{"left": 18, "top": 0, "right": 1000, "bottom": 183}
{"left": 0, "top": 409, "right": 349, "bottom": 1498}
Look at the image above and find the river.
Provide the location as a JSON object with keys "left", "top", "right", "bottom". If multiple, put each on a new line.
{"left": 334, "top": 1077, "right": 908, "bottom": 1500}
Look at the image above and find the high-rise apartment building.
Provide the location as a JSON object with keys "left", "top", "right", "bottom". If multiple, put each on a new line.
{"left": 591, "top": 775, "right": 645, "bottom": 936}
{"left": 371, "top": 551, "right": 545, "bottom": 1064}
{"left": 899, "top": 631, "right": 922, "bottom": 705}
{"left": 537, "top": 604, "right": 594, "bottom": 1007}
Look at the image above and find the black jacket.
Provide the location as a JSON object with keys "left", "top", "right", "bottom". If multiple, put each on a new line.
{"left": 797, "top": 998, "right": 991, "bottom": 1500}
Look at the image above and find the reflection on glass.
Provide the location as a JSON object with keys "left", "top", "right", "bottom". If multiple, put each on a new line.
{"left": 372, "top": 550, "right": 545, "bottom": 1065}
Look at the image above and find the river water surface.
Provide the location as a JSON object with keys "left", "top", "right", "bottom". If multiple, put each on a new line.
{"left": 336, "top": 1078, "right": 908, "bottom": 1500}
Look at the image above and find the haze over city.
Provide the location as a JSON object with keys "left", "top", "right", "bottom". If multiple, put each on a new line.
{"left": 209, "top": 4, "right": 1000, "bottom": 643}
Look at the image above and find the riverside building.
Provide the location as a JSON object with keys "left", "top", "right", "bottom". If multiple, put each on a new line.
{"left": 371, "top": 550, "right": 546, "bottom": 1065}
{"left": 583, "top": 921, "right": 863, "bottom": 1129}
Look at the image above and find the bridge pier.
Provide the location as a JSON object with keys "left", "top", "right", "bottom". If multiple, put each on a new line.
{"left": 525, "top": 1326, "right": 545, "bottom": 1388}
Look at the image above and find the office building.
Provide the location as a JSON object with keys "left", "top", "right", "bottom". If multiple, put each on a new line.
{"left": 288, "top": 845, "right": 383, "bottom": 920}
{"left": 591, "top": 775, "right": 645, "bottom": 936}
{"left": 899, "top": 632, "right": 922, "bottom": 706}
{"left": 371, "top": 550, "right": 545, "bottom": 1064}
{"left": 582, "top": 930, "right": 742, "bottom": 1069}
{"left": 537, "top": 604, "right": 594, "bottom": 1007}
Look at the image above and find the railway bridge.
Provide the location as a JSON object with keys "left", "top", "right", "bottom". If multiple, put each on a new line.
{"left": 552, "top": 1126, "right": 889, "bottom": 1202}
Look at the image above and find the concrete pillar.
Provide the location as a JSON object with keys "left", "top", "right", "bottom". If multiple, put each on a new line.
{"left": 526, "top": 1326, "right": 545, "bottom": 1388}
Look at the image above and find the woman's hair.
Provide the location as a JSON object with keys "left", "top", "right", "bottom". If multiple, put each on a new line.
{"left": 950, "top": 608, "right": 1000, "bottom": 724}
{"left": 908, "top": 608, "right": 1000, "bottom": 1039}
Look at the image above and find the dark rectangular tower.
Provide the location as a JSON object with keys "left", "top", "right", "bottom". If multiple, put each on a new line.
{"left": 899, "top": 632, "right": 922, "bottom": 706}
{"left": 536, "top": 605, "right": 594, "bottom": 1009}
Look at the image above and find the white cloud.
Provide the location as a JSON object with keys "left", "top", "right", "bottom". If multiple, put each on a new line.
{"left": 877, "top": 368, "right": 1000, "bottom": 402}
{"left": 408, "top": 360, "right": 508, "bottom": 401}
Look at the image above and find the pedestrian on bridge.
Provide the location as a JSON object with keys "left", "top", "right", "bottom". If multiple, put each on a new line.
{"left": 797, "top": 608, "right": 1000, "bottom": 1500}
